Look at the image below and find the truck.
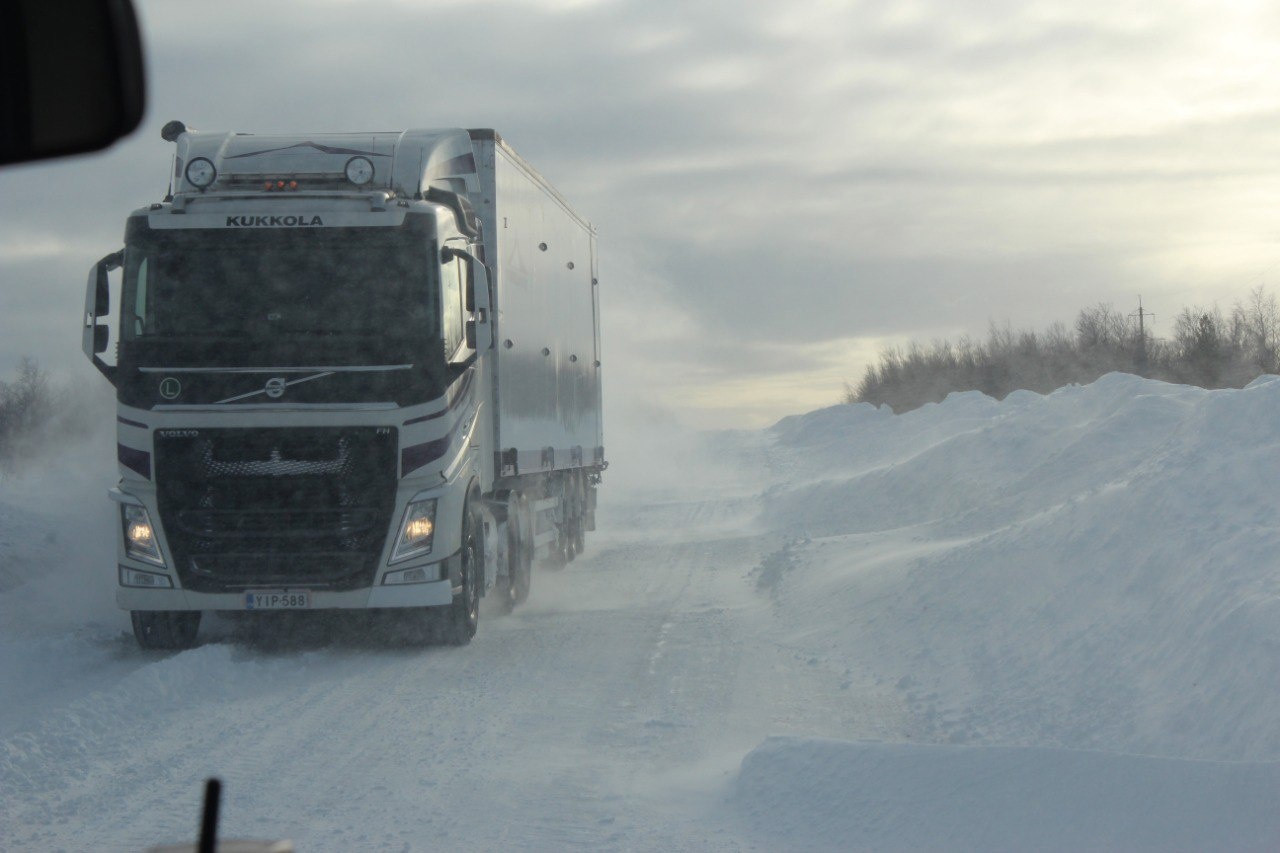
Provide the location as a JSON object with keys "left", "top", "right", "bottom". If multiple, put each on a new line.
{"left": 82, "top": 122, "right": 605, "bottom": 649}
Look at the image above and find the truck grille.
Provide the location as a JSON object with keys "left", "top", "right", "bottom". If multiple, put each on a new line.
{"left": 154, "top": 427, "right": 397, "bottom": 592}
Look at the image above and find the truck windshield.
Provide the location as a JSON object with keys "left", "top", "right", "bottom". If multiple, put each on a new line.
{"left": 123, "top": 226, "right": 435, "bottom": 345}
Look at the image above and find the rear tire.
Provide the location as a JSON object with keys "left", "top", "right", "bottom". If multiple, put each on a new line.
{"left": 545, "top": 529, "right": 571, "bottom": 569}
{"left": 497, "top": 497, "right": 530, "bottom": 614}
{"left": 131, "top": 610, "right": 201, "bottom": 650}
{"left": 506, "top": 525, "right": 531, "bottom": 610}
{"left": 564, "top": 523, "right": 577, "bottom": 563}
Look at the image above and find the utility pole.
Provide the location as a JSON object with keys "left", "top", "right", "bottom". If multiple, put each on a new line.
{"left": 1130, "top": 296, "right": 1154, "bottom": 374}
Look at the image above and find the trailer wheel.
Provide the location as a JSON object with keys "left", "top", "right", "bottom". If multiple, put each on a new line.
{"left": 440, "top": 501, "right": 481, "bottom": 645}
{"left": 544, "top": 528, "right": 570, "bottom": 569}
{"left": 564, "top": 522, "right": 577, "bottom": 563}
{"left": 131, "top": 610, "right": 201, "bottom": 650}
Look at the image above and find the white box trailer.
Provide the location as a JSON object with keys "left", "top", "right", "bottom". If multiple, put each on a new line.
{"left": 83, "top": 122, "right": 604, "bottom": 649}
{"left": 469, "top": 130, "right": 604, "bottom": 481}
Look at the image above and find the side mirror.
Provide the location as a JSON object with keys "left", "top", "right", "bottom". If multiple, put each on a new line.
{"left": 83, "top": 251, "right": 122, "bottom": 383}
{"left": 444, "top": 246, "right": 494, "bottom": 354}
{"left": 95, "top": 260, "right": 111, "bottom": 315}
{"left": 470, "top": 259, "right": 493, "bottom": 352}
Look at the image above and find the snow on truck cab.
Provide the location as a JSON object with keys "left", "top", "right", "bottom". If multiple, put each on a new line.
{"left": 83, "top": 121, "right": 605, "bottom": 649}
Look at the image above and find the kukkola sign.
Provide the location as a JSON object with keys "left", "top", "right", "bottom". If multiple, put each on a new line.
{"left": 224, "top": 215, "right": 324, "bottom": 227}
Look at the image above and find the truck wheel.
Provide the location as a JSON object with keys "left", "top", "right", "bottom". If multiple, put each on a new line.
{"left": 131, "top": 610, "right": 201, "bottom": 650}
{"left": 498, "top": 529, "right": 526, "bottom": 613}
{"left": 564, "top": 524, "right": 577, "bottom": 563}
{"left": 572, "top": 518, "right": 585, "bottom": 556}
{"left": 542, "top": 528, "right": 566, "bottom": 570}
{"left": 440, "top": 503, "right": 480, "bottom": 645}
{"left": 507, "top": 531, "right": 531, "bottom": 610}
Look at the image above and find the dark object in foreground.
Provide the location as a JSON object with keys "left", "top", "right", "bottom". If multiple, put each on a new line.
{"left": 0, "top": 0, "right": 144, "bottom": 166}
{"left": 145, "top": 777, "right": 294, "bottom": 853}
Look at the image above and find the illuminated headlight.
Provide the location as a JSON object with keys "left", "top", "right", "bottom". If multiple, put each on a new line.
{"left": 382, "top": 565, "right": 435, "bottom": 586}
{"left": 119, "top": 565, "right": 173, "bottom": 588}
{"left": 185, "top": 157, "right": 217, "bottom": 188}
{"left": 122, "top": 503, "right": 165, "bottom": 566}
{"left": 345, "top": 156, "right": 375, "bottom": 186}
{"left": 391, "top": 499, "right": 437, "bottom": 562}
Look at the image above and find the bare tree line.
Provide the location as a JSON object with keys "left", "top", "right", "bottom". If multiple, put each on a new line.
{"left": 0, "top": 359, "right": 97, "bottom": 474}
{"left": 850, "top": 287, "right": 1280, "bottom": 413}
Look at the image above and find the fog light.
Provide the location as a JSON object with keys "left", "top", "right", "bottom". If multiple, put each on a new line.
{"left": 383, "top": 565, "right": 434, "bottom": 585}
{"left": 120, "top": 565, "right": 173, "bottom": 588}
{"left": 391, "top": 499, "right": 437, "bottom": 562}
{"left": 122, "top": 503, "right": 165, "bottom": 566}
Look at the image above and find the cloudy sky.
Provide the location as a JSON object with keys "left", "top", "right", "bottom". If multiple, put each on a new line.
{"left": 2, "top": 0, "right": 1279, "bottom": 427}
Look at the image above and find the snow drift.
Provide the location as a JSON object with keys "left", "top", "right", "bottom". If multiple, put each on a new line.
{"left": 733, "top": 736, "right": 1280, "bottom": 852}
{"left": 727, "top": 373, "right": 1280, "bottom": 849}
{"left": 757, "top": 373, "right": 1280, "bottom": 761}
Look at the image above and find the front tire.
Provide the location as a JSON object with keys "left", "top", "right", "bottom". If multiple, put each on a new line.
{"left": 131, "top": 610, "right": 201, "bottom": 650}
{"left": 439, "top": 502, "right": 481, "bottom": 645}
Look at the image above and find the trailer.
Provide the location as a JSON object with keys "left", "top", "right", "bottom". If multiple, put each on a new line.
{"left": 83, "top": 122, "right": 604, "bottom": 648}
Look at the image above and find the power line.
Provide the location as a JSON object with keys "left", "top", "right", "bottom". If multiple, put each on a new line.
{"left": 1130, "top": 296, "right": 1155, "bottom": 371}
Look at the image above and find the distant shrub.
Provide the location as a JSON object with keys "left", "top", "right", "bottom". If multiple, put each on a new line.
{"left": 851, "top": 287, "right": 1280, "bottom": 413}
{"left": 0, "top": 358, "right": 97, "bottom": 476}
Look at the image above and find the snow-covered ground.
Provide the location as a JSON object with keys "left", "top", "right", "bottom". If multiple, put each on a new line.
{"left": 2, "top": 373, "right": 1279, "bottom": 850}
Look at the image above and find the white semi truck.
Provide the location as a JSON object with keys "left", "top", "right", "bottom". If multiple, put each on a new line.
{"left": 83, "top": 122, "right": 604, "bottom": 649}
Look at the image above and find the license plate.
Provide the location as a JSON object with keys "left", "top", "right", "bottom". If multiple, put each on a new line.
{"left": 244, "top": 590, "right": 311, "bottom": 610}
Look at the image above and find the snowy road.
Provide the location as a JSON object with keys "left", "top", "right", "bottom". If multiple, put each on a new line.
{"left": 0, "top": 459, "right": 905, "bottom": 851}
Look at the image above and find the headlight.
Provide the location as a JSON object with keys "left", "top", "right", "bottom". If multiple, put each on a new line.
{"left": 122, "top": 504, "right": 165, "bottom": 566}
{"left": 391, "top": 499, "right": 437, "bottom": 562}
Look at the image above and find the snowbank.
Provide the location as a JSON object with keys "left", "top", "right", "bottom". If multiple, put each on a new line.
{"left": 732, "top": 736, "right": 1280, "bottom": 852}
{"left": 731, "top": 374, "right": 1280, "bottom": 846}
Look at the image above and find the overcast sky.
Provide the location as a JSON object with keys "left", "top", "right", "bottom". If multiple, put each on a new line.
{"left": 2, "top": 0, "right": 1279, "bottom": 427}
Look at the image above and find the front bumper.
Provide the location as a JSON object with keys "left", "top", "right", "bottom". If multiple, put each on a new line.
{"left": 110, "top": 410, "right": 475, "bottom": 612}
{"left": 116, "top": 573, "right": 454, "bottom": 610}
{"left": 112, "top": 474, "right": 468, "bottom": 612}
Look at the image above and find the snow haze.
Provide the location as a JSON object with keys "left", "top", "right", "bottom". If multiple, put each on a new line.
{"left": 3, "top": 3, "right": 1279, "bottom": 848}
{"left": 3, "top": 374, "right": 1279, "bottom": 849}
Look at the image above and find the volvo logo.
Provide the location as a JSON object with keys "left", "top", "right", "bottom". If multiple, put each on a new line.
{"left": 264, "top": 377, "right": 288, "bottom": 399}
{"left": 159, "top": 377, "right": 181, "bottom": 400}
